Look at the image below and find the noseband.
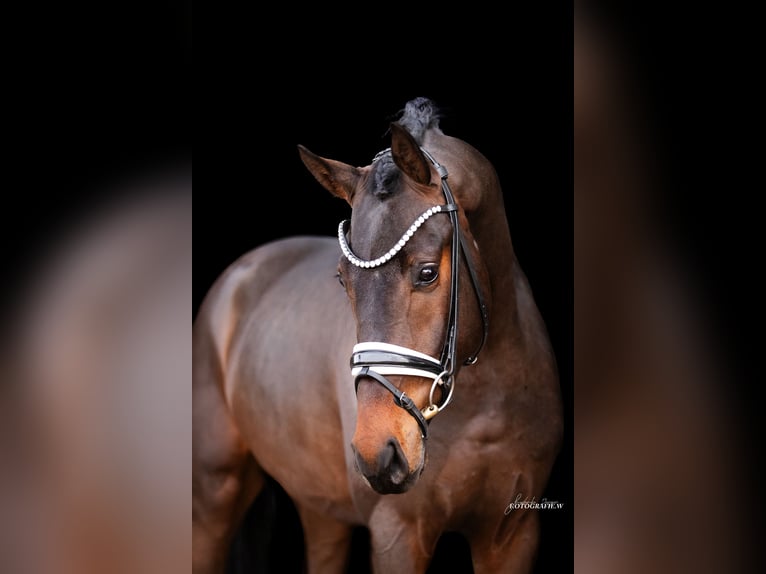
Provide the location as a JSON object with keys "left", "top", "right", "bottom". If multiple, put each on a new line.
{"left": 338, "top": 147, "right": 490, "bottom": 438}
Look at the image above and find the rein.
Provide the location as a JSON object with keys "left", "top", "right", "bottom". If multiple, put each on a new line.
{"left": 338, "top": 148, "right": 490, "bottom": 438}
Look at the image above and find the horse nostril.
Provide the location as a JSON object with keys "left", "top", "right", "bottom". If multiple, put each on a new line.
{"left": 352, "top": 437, "right": 411, "bottom": 491}
{"left": 379, "top": 438, "right": 408, "bottom": 485}
{"left": 377, "top": 441, "right": 394, "bottom": 469}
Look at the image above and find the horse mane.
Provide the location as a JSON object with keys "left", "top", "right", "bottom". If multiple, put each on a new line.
{"left": 395, "top": 96, "right": 442, "bottom": 142}
{"left": 372, "top": 97, "right": 442, "bottom": 198}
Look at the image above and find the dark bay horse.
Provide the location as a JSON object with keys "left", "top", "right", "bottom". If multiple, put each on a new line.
{"left": 193, "top": 98, "right": 563, "bottom": 573}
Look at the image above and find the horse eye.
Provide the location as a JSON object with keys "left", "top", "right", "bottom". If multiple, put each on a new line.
{"left": 336, "top": 271, "right": 345, "bottom": 288}
{"left": 417, "top": 265, "right": 439, "bottom": 285}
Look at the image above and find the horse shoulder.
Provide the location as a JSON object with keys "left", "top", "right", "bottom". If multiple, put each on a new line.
{"left": 194, "top": 236, "right": 339, "bottom": 382}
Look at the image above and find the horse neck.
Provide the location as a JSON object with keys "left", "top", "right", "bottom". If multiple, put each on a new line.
{"left": 423, "top": 132, "right": 528, "bottom": 349}
{"left": 468, "top": 186, "right": 523, "bottom": 344}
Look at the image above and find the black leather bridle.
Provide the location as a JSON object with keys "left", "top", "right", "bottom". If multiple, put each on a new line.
{"left": 337, "top": 147, "right": 490, "bottom": 439}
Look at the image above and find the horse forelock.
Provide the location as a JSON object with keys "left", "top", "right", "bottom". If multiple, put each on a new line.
{"left": 350, "top": 168, "right": 450, "bottom": 265}
{"left": 371, "top": 153, "right": 399, "bottom": 198}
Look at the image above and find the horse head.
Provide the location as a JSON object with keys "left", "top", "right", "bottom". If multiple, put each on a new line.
{"left": 298, "top": 107, "right": 491, "bottom": 494}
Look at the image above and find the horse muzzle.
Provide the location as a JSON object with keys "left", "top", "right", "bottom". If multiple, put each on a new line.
{"left": 351, "top": 437, "right": 422, "bottom": 494}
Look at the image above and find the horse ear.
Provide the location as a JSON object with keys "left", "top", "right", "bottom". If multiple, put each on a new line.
{"left": 297, "top": 145, "right": 361, "bottom": 205}
{"left": 390, "top": 122, "right": 431, "bottom": 185}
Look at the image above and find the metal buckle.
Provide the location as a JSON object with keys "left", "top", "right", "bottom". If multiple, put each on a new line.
{"left": 422, "top": 370, "right": 455, "bottom": 420}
